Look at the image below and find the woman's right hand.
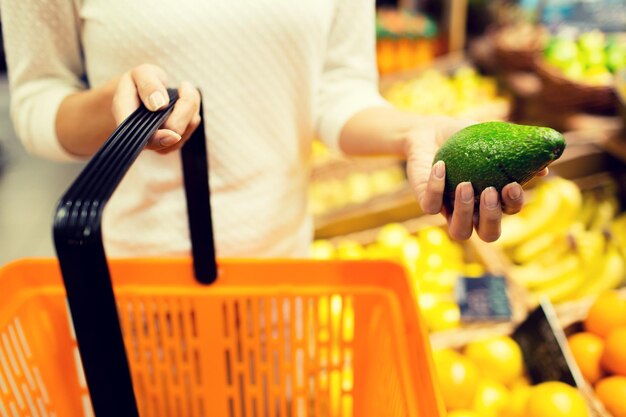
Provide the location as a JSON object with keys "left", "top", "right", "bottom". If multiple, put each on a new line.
{"left": 112, "top": 64, "right": 202, "bottom": 154}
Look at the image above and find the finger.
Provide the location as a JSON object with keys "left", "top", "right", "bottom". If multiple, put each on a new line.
{"left": 145, "top": 129, "right": 182, "bottom": 151}
{"left": 448, "top": 182, "right": 475, "bottom": 241}
{"left": 130, "top": 64, "right": 169, "bottom": 111}
{"left": 420, "top": 161, "right": 446, "bottom": 214}
{"left": 156, "top": 114, "right": 202, "bottom": 155}
{"left": 502, "top": 182, "right": 524, "bottom": 215}
{"left": 161, "top": 81, "right": 200, "bottom": 136}
{"left": 477, "top": 187, "right": 502, "bottom": 242}
{"left": 537, "top": 167, "right": 549, "bottom": 177}
{"left": 112, "top": 72, "right": 141, "bottom": 124}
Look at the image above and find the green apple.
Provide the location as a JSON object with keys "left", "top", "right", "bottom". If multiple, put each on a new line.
{"left": 581, "top": 48, "right": 606, "bottom": 67}
{"left": 585, "top": 65, "right": 613, "bottom": 86}
{"left": 606, "top": 43, "right": 626, "bottom": 72}
{"left": 545, "top": 38, "right": 579, "bottom": 68}
{"left": 578, "top": 30, "right": 606, "bottom": 52}
{"left": 562, "top": 61, "right": 585, "bottom": 80}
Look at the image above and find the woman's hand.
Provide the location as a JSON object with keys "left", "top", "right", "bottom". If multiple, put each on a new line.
{"left": 112, "top": 64, "right": 201, "bottom": 154}
{"left": 406, "top": 117, "right": 548, "bottom": 242}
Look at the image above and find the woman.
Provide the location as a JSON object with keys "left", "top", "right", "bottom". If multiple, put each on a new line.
{"left": 1, "top": 0, "right": 533, "bottom": 258}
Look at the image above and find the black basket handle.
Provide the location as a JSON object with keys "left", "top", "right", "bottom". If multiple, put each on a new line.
{"left": 53, "top": 89, "right": 216, "bottom": 417}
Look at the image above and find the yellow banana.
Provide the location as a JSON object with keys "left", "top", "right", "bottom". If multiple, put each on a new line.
{"left": 572, "top": 244, "right": 626, "bottom": 299}
{"left": 570, "top": 227, "right": 606, "bottom": 266}
{"left": 510, "top": 232, "right": 562, "bottom": 265}
{"left": 510, "top": 252, "right": 580, "bottom": 290}
{"left": 512, "top": 233, "right": 572, "bottom": 270}
{"left": 589, "top": 196, "right": 620, "bottom": 231}
{"left": 531, "top": 268, "right": 586, "bottom": 304}
{"left": 576, "top": 192, "right": 597, "bottom": 227}
{"left": 500, "top": 178, "right": 582, "bottom": 248}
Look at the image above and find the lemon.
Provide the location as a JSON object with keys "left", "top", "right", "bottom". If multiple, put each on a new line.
{"left": 335, "top": 240, "right": 365, "bottom": 260}
{"left": 526, "top": 382, "right": 589, "bottom": 417}
{"left": 465, "top": 262, "right": 486, "bottom": 277}
{"left": 473, "top": 379, "right": 510, "bottom": 417}
{"left": 377, "top": 223, "right": 409, "bottom": 249}
{"left": 432, "top": 348, "right": 480, "bottom": 410}
{"left": 422, "top": 300, "right": 461, "bottom": 332}
{"left": 464, "top": 336, "right": 524, "bottom": 386}
{"left": 500, "top": 379, "right": 532, "bottom": 417}
{"left": 310, "top": 240, "right": 335, "bottom": 260}
{"left": 419, "top": 226, "right": 449, "bottom": 249}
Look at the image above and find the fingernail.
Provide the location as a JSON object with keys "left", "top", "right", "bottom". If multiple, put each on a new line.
{"left": 149, "top": 91, "right": 166, "bottom": 111}
{"left": 508, "top": 183, "right": 522, "bottom": 200}
{"left": 433, "top": 161, "right": 445, "bottom": 179}
{"left": 159, "top": 133, "right": 181, "bottom": 147}
{"left": 460, "top": 182, "right": 474, "bottom": 203}
{"left": 485, "top": 187, "right": 499, "bottom": 208}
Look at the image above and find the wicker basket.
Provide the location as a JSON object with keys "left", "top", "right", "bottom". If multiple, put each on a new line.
{"left": 494, "top": 43, "right": 540, "bottom": 72}
{"left": 492, "top": 24, "right": 547, "bottom": 73}
{"left": 535, "top": 58, "right": 619, "bottom": 112}
{"left": 616, "top": 69, "right": 626, "bottom": 130}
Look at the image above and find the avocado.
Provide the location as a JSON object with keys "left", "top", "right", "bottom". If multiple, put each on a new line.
{"left": 433, "top": 121, "right": 565, "bottom": 204}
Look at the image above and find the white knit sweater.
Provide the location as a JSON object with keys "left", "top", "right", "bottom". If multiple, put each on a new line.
{"left": 1, "top": 0, "right": 388, "bottom": 258}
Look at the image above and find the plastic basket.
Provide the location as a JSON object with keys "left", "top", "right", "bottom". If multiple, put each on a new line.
{"left": 0, "top": 90, "right": 443, "bottom": 417}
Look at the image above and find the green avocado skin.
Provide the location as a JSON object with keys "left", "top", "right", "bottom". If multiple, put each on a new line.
{"left": 434, "top": 122, "right": 566, "bottom": 202}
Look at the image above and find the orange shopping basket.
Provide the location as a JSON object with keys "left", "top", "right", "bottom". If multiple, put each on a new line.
{"left": 0, "top": 90, "right": 443, "bottom": 417}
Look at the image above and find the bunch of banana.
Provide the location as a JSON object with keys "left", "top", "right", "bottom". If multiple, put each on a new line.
{"left": 499, "top": 177, "right": 583, "bottom": 249}
{"left": 503, "top": 177, "right": 626, "bottom": 304}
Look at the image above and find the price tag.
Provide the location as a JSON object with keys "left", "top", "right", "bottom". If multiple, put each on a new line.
{"left": 455, "top": 275, "right": 512, "bottom": 322}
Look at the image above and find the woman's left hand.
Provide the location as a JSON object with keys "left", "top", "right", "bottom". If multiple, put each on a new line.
{"left": 405, "top": 116, "right": 548, "bottom": 242}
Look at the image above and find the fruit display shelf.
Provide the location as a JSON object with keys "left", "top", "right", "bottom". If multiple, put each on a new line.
{"left": 555, "top": 288, "right": 626, "bottom": 417}
{"left": 533, "top": 30, "right": 625, "bottom": 113}
{"left": 310, "top": 153, "right": 415, "bottom": 237}
{"left": 471, "top": 141, "right": 626, "bottom": 319}
{"left": 433, "top": 335, "right": 600, "bottom": 417}
{"left": 429, "top": 294, "right": 624, "bottom": 417}
{"left": 312, "top": 216, "right": 530, "bottom": 345}
{"left": 380, "top": 53, "right": 512, "bottom": 123}
{"left": 375, "top": 8, "right": 439, "bottom": 75}
{"left": 535, "top": 57, "right": 619, "bottom": 113}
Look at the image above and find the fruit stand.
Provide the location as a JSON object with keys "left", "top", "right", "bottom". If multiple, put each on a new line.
{"left": 1, "top": 1, "right": 626, "bottom": 416}
{"left": 306, "top": 2, "right": 626, "bottom": 416}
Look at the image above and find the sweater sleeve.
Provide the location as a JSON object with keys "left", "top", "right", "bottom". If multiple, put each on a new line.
{"left": 0, "top": 0, "right": 87, "bottom": 162}
{"left": 315, "top": 0, "right": 391, "bottom": 150}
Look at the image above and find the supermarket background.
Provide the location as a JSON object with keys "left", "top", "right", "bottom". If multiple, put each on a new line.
{"left": 1, "top": 0, "right": 626, "bottom": 416}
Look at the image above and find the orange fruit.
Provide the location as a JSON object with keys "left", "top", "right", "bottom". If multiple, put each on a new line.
{"left": 584, "top": 291, "right": 626, "bottom": 338}
{"left": 595, "top": 376, "right": 626, "bottom": 417}
{"left": 601, "top": 327, "right": 626, "bottom": 376}
{"left": 526, "top": 381, "right": 589, "bottom": 417}
{"left": 567, "top": 332, "right": 605, "bottom": 383}
{"left": 432, "top": 348, "right": 480, "bottom": 410}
